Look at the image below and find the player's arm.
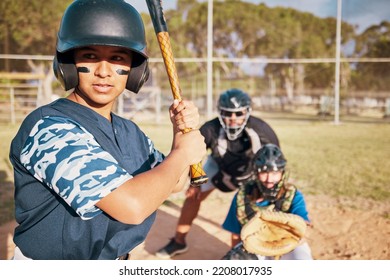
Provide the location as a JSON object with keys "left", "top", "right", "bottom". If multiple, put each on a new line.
{"left": 20, "top": 110, "right": 204, "bottom": 225}
{"left": 97, "top": 100, "right": 204, "bottom": 224}
{"left": 169, "top": 99, "right": 200, "bottom": 193}
{"left": 97, "top": 132, "right": 204, "bottom": 224}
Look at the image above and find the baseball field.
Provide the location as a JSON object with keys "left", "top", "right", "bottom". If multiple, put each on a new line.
{"left": 0, "top": 111, "right": 389, "bottom": 259}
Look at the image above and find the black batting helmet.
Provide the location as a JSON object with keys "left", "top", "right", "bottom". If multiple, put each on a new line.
{"left": 53, "top": 0, "right": 149, "bottom": 93}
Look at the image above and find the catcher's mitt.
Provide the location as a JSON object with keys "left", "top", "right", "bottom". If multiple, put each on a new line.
{"left": 240, "top": 210, "right": 307, "bottom": 257}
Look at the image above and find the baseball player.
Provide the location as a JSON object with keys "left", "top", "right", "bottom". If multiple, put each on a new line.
{"left": 9, "top": 0, "right": 206, "bottom": 260}
{"left": 156, "top": 88, "right": 280, "bottom": 258}
{"left": 221, "top": 144, "right": 313, "bottom": 260}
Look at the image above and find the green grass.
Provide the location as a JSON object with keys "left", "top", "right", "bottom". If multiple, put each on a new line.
{"left": 271, "top": 121, "right": 390, "bottom": 200}
{"left": 0, "top": 123, "right": 19, "bottom": 225}
{"left": 1, "top": 113, "right": 389, "bottom": 226}
{"left": 138, "top": 113, "right": 390, "bottom": 201}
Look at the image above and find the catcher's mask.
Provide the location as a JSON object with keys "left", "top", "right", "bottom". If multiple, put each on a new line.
{"left": 217, "top": 88, "right": 251, "bottom": 141}
{"left": 253, "top": 144, "right": 287, "bottom": 200}
{"left": 53, "top": 0, "right": 149, "bottom": 93}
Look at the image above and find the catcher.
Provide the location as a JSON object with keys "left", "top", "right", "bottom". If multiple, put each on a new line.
{"left": 221, "top": 144, "right": 313, "bottom": 260}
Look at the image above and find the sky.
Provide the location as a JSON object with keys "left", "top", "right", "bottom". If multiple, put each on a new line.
{"left": 127, "top": 0, "right": 390, "bottom": 34}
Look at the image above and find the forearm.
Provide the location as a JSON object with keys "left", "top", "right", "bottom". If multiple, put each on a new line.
{"left": 96, "top": 149, "right": 190, "bottom": 224}
{"left": 231, "top": 233, "right": 241, "bottom": 248}
{"left": 172, "top": 168, "right": 191, "bottom": 193}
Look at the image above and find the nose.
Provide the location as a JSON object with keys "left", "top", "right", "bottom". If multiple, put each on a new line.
{"left": 261, "top": 172, "right": 274, "bottom": 182}
{"left": 227, "top": 113, "right": 238, "bottom": 124}
{"left": 94, "top": 60, "right": 113, "bottom": 77}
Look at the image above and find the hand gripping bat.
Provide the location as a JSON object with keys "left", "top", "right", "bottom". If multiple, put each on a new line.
{"left": 146, "top": 0, "right": 208, "bottom": 186}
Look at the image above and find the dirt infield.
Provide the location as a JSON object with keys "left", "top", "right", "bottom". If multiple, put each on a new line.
{"left": 1, "top": 191, "right": 389, "bottom": 260}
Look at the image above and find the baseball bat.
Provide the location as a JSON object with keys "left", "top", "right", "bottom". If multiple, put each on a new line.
{"left": 146, "top": 0, "right": 208, "bottom": 186}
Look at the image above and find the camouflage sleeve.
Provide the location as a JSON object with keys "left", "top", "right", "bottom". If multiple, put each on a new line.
{"left": 146, "top": 136, "right": 165, "bottom": 169}
{"left": 20, "top": 116, "right": 133, "bottom": 220}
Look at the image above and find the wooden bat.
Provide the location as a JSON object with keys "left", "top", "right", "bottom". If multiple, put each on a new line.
{"left": 146, "top": 0, "right": 208, "bottom": 186}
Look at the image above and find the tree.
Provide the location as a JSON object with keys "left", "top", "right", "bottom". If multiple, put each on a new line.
{"left": 353, "top": 21, "right": 390, "bottom": 91}
{"left": 170, "top": 0, "right": 357, "bottom": 98}
{"left": 0, "top": 0, "right": 72, "bottom": 103}
{"left": 2, "top": 0, "right": 387, "bottom": 103}
{"left": 0, "top": 0, "right": 71, "bottom": 56}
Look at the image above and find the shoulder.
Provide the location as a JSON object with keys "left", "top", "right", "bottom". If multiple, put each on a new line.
{"left": 11, "top": 102, "right": 60, "bottom": 152}
{"left": 20, "top": 99, "right": 67, "bottom": 127}
{"left": 247, "top": 116, "right": 280, "bottom": 146}
{"left": 200, "top": 118, "right": 220, "bottom": 137}
{"left": 292, "top": 189, "right": 306, "bottom": 201}
{"left": 290, "top": 188, "right": 309, "bottom": 210}
{"left": 247, "top": 116, "right": 273, "bottom": 130}
{"left": 200, "top": 117, "right": 220, "bottom": 130}
{"left": 289, "top": 188, "right": 310, "bottom": 221}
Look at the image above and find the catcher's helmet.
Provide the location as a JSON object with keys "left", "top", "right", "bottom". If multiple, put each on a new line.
{"left": 254, "top": 144, "right": 286, "bottom": 172}
{"left": 217, "top": 88, "right": 252, "bottom": 140}
{"left": 253, "top": 144, "right": 287, "bottom": 200}
{"left": 53, "top": 0, "right": 149, "bottom": 93}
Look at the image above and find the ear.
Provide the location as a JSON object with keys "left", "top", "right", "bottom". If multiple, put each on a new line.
{"left": 126, "top": 58, "right": 149, "bottom": 93}
{"left": 53, "top": 53, "right": 78, "bottom": 91}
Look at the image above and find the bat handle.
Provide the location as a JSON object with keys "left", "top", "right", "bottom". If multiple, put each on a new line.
{"left": 156, "top": 32, "right": 208, "bottom": 186}
{"left": 181, "top": 127, "right": 208, "bottom": 185}
{"left": 190, "top": 162, "right": 208, "bottom": 186}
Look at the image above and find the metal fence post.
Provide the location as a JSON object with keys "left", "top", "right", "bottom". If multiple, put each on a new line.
{"left": 10, "top": 86, "right": 15, "bottom": 125}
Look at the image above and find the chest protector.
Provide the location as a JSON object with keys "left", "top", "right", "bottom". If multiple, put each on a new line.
{"left": 236, "top": 181, "right": 297, "bottom": 226}
{"left": 210, "top": 127, "right": 261, "bottom": 192}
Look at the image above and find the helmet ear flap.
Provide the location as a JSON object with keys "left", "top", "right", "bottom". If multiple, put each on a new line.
{"left": 126, "top": 58, "right": 149, "bottom": 93}
{"left": 53, "top": 53, "right": 78, "bottom": 91}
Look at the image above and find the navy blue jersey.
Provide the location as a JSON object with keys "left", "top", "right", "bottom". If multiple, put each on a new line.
{"left": 9, "top": 98, "right": 164, "bottom": 259}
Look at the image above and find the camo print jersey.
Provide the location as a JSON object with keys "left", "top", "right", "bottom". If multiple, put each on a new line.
{"left": 19, "top": 115, "right": 158, "bottom": 220}
{"left": 10, "top": 98, "right": 164, "bottom": 259}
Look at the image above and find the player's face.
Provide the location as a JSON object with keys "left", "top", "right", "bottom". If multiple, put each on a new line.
{"left": 220, "top": 110, "right": 246, "bottom": 127}
{"left": 258, "top": 170, "right": 283, "bottom": 189}
{"left": 73, "top": 45, "right": 132, "bottom": 112}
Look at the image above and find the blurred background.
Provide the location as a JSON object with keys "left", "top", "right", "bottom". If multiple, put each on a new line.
{"left": 0, "top": 0, "right": 389, "bottom": 260}
{"left": 0, "top": 0, "right": 389, "bottom": 123}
